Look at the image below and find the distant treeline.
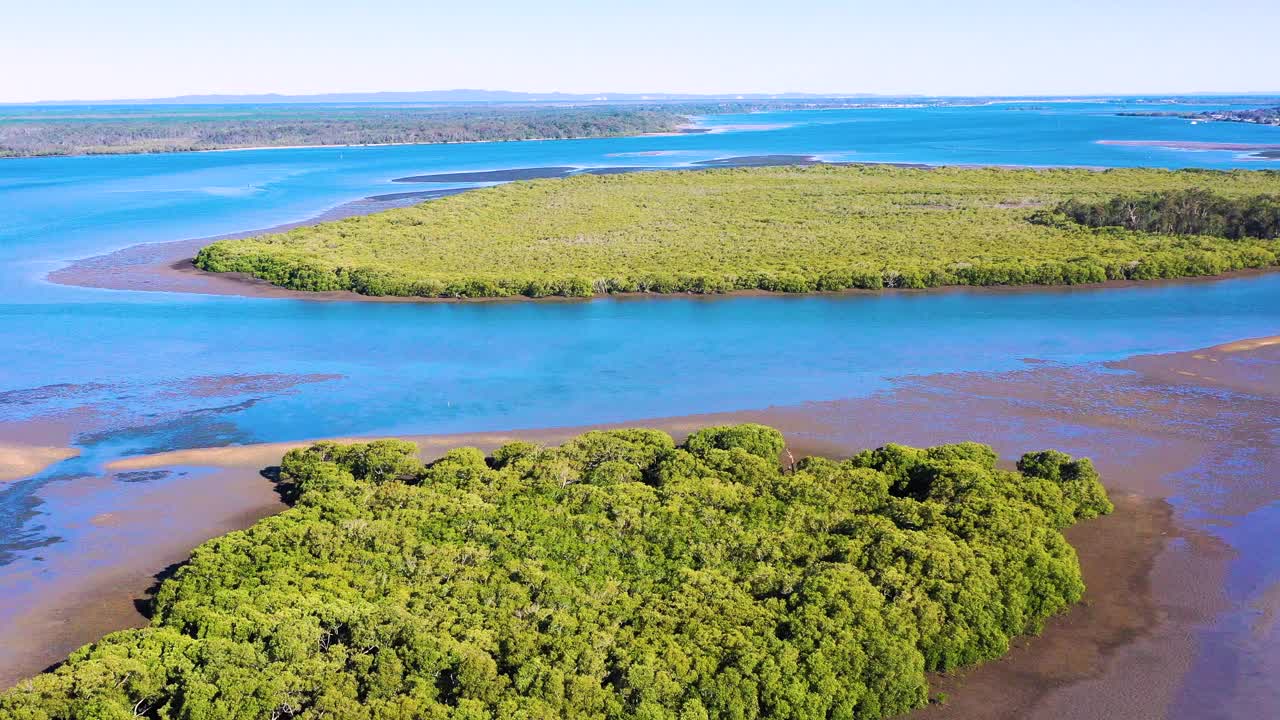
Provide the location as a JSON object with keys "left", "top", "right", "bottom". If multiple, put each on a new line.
{"left": 1041, "top": 189, "right": 1280, "bottom": 239}
{"left": 194, "top": 166, "right": 1280, "bottom": 299}
{"left": 0, "top": 100, "right": 877, "bottom": 158}
{"left": 1118, "top": 105, "right": 1280, "bottom": 127}
{"left": 1205, "top": 106, "right": 1280, "bottom": 126}
{"left": 0, "top": 105, "right": 689, "bottom": 157}
{"left": 1, "top": 425, "right": 1111, "bottom": 718}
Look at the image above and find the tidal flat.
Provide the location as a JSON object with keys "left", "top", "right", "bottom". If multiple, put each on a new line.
{"left": 2, "top": 336, "right": 1275, "bottom": 718}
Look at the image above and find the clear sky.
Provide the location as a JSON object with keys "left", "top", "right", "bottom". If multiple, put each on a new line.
{"left": 5, "top": 0, "right": 1277, "bottom": 102}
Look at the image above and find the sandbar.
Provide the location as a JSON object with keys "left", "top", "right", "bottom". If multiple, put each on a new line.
{"left": 0, "top": 444, "right": 80, "bottom": 483}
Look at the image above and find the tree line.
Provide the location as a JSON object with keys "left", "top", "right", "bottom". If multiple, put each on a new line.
{"left": 0, "top": 106, "right": 686, "bottom": 158}
{"left": 1040, "top": 188, "right": 1280, "bottom": 239}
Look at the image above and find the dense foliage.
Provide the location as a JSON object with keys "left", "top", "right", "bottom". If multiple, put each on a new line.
{"left": 1, "top": 425, "right": 1111, "bottom": 719}
{"left": 194, "top": 165, "right": 1280, "bottom": 298}
{"left": 1042, "top": 188, "right": 1280, "bottom": 239}
{"left": 0, "top": 105, "right": 686, "bottom": 158}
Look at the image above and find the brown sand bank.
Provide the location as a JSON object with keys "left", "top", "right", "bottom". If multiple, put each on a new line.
{"left": 0, "top": 466, "right": 288, "bottom": 689}
{"left": 1208, "top": 335, "right": 1280, "bottom": 353}
{"left": 0, "top": 444, "right": 79, "bottom": 482}
{"left": 44, "top": 189, "right": 465, "bottom": 299}
{"left": 3, "top": 336, "right": 1279, "bottom": 718}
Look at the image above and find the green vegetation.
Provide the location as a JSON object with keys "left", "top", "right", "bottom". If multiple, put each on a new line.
{"left": 0, "top": 105, "right": 686, "bottom": 158}
{"left": 1045, "top": 188, "right": 1280, "bottom": 239}
{"left": 193, "top": 165, "right": 1280, "bottom": 298}
{"left": 1, "top": 424, "right": 1112, "bottom": 719}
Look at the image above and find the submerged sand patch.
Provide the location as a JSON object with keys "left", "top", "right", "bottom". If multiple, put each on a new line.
{"left": 1215, "top": 335, "right": 1280, "bottom": 353}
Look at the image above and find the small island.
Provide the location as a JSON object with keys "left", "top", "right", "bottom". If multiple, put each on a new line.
{"left": 1118, "top": 106, "right": 1280, "bottom": 127}
{"left": 0, "top": 424, "right": 1111, "bottom": 718}
{"left": 193, "top": 165, "right": 1280, "bottom": 299}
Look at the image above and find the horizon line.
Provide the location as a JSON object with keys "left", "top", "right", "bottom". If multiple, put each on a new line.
{"left": 5, "top": 88, "right": 1280, "bottom": 106}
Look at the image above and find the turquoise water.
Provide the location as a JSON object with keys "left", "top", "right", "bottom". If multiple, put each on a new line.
{"left": 2, "top": 100, "right": 1280, "bottom": 552}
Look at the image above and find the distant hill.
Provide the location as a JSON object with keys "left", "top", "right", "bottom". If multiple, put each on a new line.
{"left": 19, "top": 89, "right": 910, "bottom": 106}
{"left": 14, "top": 90, "right": 1280, "bottom": 108}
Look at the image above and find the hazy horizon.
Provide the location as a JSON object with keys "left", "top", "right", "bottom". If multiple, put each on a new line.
{"left": 7, "top": 88, "right": 1280, "bottom": 107}
{"left": 4, "top": 0, "right": 1278, "bottom": 104}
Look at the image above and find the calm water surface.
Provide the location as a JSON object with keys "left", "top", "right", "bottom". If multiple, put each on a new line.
{"left": 3, "top": 101, "right": 1280, "bottom": 532}
{"left": 1, "top": 104, "right": 1279, "bottom": 647}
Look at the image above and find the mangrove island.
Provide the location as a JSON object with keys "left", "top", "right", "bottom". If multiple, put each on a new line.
{"left": 193, "top": 165, "right": 1280, "bottom": 299}
{"left": 0, "top": 425, "right": 1111, "bottom": 719}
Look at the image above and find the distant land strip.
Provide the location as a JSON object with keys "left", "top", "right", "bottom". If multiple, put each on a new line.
{"left": 0, "top": 100, "right": 870, "bottom": 158}
{"left": 1117, "top": 105, "right": 1280, "bottom": 127}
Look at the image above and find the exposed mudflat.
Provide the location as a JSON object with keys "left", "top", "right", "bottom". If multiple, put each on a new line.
{"left": 3, "top": 337, "right": 1277, "bottom": 718}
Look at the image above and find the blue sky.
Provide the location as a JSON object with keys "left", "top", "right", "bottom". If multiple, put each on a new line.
{"left": 4, "top": 0, "right": 1277, "bottom": 102}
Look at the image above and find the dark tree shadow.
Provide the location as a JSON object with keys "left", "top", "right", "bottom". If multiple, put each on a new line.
{"left": 132, "top": 560, "right": 187, "bottom": 619}
{"left": 127, "top": 466, "right": 294, "bottom": 621}
{"left": 262, "top": 465, "right": 300, "bottom": 505}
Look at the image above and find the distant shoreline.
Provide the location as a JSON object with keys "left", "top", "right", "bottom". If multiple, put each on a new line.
{"left": 0, "top": 126, "right": 703, "bottom": 161}
{"left": 188, "top": 125, "right": 714, "bottom": 156}
{"left": 0, "top": 108, "right": 705, "bottom": 160}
